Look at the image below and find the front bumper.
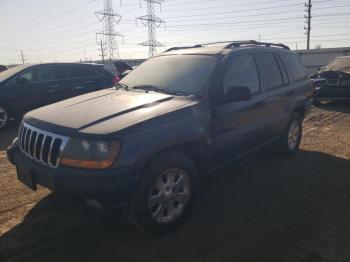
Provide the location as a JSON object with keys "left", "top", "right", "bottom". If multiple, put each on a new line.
{"left": 7, "top": 141, "right": 139, "bottom": 208}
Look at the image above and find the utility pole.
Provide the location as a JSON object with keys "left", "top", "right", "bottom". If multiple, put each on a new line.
{"left": 136, "top": 0, "right": 165, "bottom": 57}
{"left": 98, "top": 39, "right": 106, "bottom": 63}
{"left": 20, "top": 50, "right": 25, "bottom": 64}
{"left": 304, "top": 0, "right": 312, "bottom": 50}
{"left": 96, "top": 0, "right": 124, "bottom": 60}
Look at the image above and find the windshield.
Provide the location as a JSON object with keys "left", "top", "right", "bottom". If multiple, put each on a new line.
{"left": 0, "top": 64, "right": 29, "bottom": 81}
{"left": 120, "top": 55, "right": 217, "bottom": 95}
{"left": 328, "top": 57, "right": 350, "bottom": 71}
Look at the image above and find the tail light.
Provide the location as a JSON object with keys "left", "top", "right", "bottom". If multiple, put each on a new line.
{"left": 112, "top": 75, "right": 121, "bottom": 84}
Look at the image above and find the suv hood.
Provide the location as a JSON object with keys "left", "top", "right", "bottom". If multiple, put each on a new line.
{"left": 25, "top": 88, "right": 196, "bottom": 135}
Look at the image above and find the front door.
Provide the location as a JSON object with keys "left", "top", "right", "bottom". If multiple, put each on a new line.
{"left": 211, "top": 52, "right": 269, "bottom": 159}
{"left": 5, "top": 66, "right": 59, "bottom": 114}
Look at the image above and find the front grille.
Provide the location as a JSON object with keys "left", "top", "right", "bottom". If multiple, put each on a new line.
{"left": 18, "top": 122, "right": 69, "bottom": 168}
{"left": 326, "top": 79, "right": 350, "bottom": 88}
{"left": 340, "top": 79, "right": 350, "bottom": 87}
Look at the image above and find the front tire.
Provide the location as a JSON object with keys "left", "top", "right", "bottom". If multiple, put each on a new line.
{"left": 125, "top": 151, "right": 199, "bottom": 236}
{"left": 275, "top": 112, "right": 303, "bottom": 156}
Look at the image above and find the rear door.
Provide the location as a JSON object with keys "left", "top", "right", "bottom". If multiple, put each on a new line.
{"left": 254, "top": 51, "right": 292, "bottom": 137}
{"left": 68, "top": 65, "right": 106, "bottom": 95}
{"left": 211, "top": 51, "right": 269, "bottom": 157}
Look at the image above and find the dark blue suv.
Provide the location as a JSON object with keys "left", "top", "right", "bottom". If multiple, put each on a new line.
{"left": 7, "top": 41, "right": 312, "bottom": 236}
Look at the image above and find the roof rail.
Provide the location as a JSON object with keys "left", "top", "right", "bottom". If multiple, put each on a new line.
{"left": 163, "top": 44, "right": 202, "bottom": 52}
{"left": 202, "top": 40, "right": 290, "bottom": 50}
{"left": 227, "top": 40, "right": 290, "bottom": 50}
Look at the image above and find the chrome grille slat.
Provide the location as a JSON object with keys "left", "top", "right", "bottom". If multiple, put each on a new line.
{"left": 47, "top": 138, "right": 55, "bottom": 166}
{"left": 33, "top": 133, "right": 39, "bottom": 162}
{"left": 18, "top": 122, "right": 69, "bottom": 168}
{"left": 40, "top": 134, "right": 47, "bottom": 164}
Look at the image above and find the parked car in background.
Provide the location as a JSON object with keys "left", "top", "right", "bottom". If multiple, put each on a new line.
{"left": 312, "top": 56, "right": 350, "bottom": 103}
{"left": 7, "top": 41, "right": 312, "bottom": 236}
{"left": 0, "top": 63, "right": 115, "bottom": 130}
{"left": 0, "top": 65, "right": 8, "bottom": 73}
{"left": 101, "top": 60, "right": 133, "bottom": 81}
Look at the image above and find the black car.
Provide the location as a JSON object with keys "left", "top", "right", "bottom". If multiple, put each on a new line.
{"left": 0, "top": 63, "right": 115, "bottom": 130}
{"left": 0, "top": 65, "right": 7, "bottom": 73}
{"left": 312, "top": 56, "right": 350, "bottom": 103}
{"left": 7, "top": 41, "right": 312, "bottom": 235}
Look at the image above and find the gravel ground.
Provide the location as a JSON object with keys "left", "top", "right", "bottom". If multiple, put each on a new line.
{"left": 0, "top": 102, "right": 350, "bottom": 262}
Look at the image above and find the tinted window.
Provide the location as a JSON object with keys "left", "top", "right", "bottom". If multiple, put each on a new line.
{"left": 258, "top": 53, "right": 283, "bottom": 90}
{"left": 35, "top": 67, "right": 55, "bottom": 82}
{"left": 275, "top": 54, "right": 289, "bottom": 85}
{"left": 69, "top": 66, "right": 93, "bottom": 78}
{"left": 222, "top": 54, "right": 260, "bottom": 95}
{"left": 280, "top": 53, "right": 306, "bottom": 82}
{"left": 55, "top": 66, "right": 71, "bottom": 80}
{"left": 19, "top": 70, "right": 34, "bottom": 82}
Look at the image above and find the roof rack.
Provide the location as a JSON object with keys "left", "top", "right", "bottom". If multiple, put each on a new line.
{"left": 203, "top": 40, "right": 290, "bottom": 50}
{"left": 163, "top": 44, "right": 202, "bottom": 52}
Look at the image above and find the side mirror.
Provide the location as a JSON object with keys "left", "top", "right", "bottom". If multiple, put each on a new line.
{"left": 225, "top": 86, "right": 251, "bottom": 103}
{"left": 16, "top": 77, "right": 29, "bottom": 86}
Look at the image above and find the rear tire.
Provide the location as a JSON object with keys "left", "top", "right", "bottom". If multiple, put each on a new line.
{"left": 125, "top": 151, "right": 199, "bottom": 237}
{"left": 0, "top": 106, "right": 10, "bottom": 131}
{"left": 275, "top": 112, "right": 303, "bottom": 156}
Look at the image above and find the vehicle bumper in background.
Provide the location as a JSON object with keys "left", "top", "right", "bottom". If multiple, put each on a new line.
{"left": 313, "top": 86, "right": 350, "bottom": 100}
{"left": 7, "top": 141, "right": 139, "bottom": 208}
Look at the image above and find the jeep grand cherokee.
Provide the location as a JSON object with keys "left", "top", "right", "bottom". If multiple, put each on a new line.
{"left": 7, "top": 41, "right": 312, "bottom": 236}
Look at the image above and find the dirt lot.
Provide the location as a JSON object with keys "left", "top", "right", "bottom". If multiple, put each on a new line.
{"left": 0, "top": 102, "right": 350, "bottom": 262}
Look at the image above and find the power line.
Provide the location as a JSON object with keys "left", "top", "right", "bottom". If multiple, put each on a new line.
{"left": 6, "top": 0, "right": 96, "bottom": 36}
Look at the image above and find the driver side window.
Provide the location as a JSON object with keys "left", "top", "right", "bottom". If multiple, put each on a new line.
{"left": 222, "top": 54, "right": 261, "bottom": 95}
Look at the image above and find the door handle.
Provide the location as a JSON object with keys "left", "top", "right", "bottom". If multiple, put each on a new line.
{"left": 75, "top": 86, "right": 84, "bottom": 90}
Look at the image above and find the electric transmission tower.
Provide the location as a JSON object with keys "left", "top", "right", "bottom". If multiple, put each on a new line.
{"left": 96, "top": 0, "right": 124, "bottom": 60}
{"left": 136, "top": 0, "right": 165, "bottom": 57}
{"left": 304, "top": 0, "right": 312, "bottom": 50}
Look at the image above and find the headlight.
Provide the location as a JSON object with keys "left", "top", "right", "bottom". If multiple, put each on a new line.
{"left": 60, "top": 138, "right": 120, "bottom": 169}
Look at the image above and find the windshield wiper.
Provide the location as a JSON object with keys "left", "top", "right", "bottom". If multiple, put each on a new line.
{"left": 115, "top": 82, "right": 129, "bottom": 90}
{"left": 132, "top": 85, "right": 189, "bottom": 96}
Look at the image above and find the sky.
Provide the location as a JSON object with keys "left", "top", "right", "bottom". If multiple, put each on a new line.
{"left": 0, "top": 0, "right": 349, "bottom": 65}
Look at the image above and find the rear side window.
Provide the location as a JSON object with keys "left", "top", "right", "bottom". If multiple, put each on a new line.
{"left": 279, "top": 53, "right": 306, "bottom": 82}
{"left": 67, "top": 66, "right": 99, "bottom": 78}
{"left": 35, "top": 67, "right": 55, "bottom": 82}
{"left": 222, "top": 54, "right": 261, "bottom": 95}
{"left": 257, "top": 53, "right": 283, "bottom": 90}
{"left": 55, "top": 66, "right": 70, "bottom": 80}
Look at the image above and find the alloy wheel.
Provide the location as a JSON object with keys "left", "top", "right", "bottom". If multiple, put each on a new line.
{"left": 148, "top": 168, "right": 191, "bottom": 224}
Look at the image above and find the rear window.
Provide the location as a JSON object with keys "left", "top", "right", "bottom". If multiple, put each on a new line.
{"left": 280, "top": 53, "right": 306, "bottom": 82}
{"left": 257, "top": 53, "right": 283, "bottom": 90}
